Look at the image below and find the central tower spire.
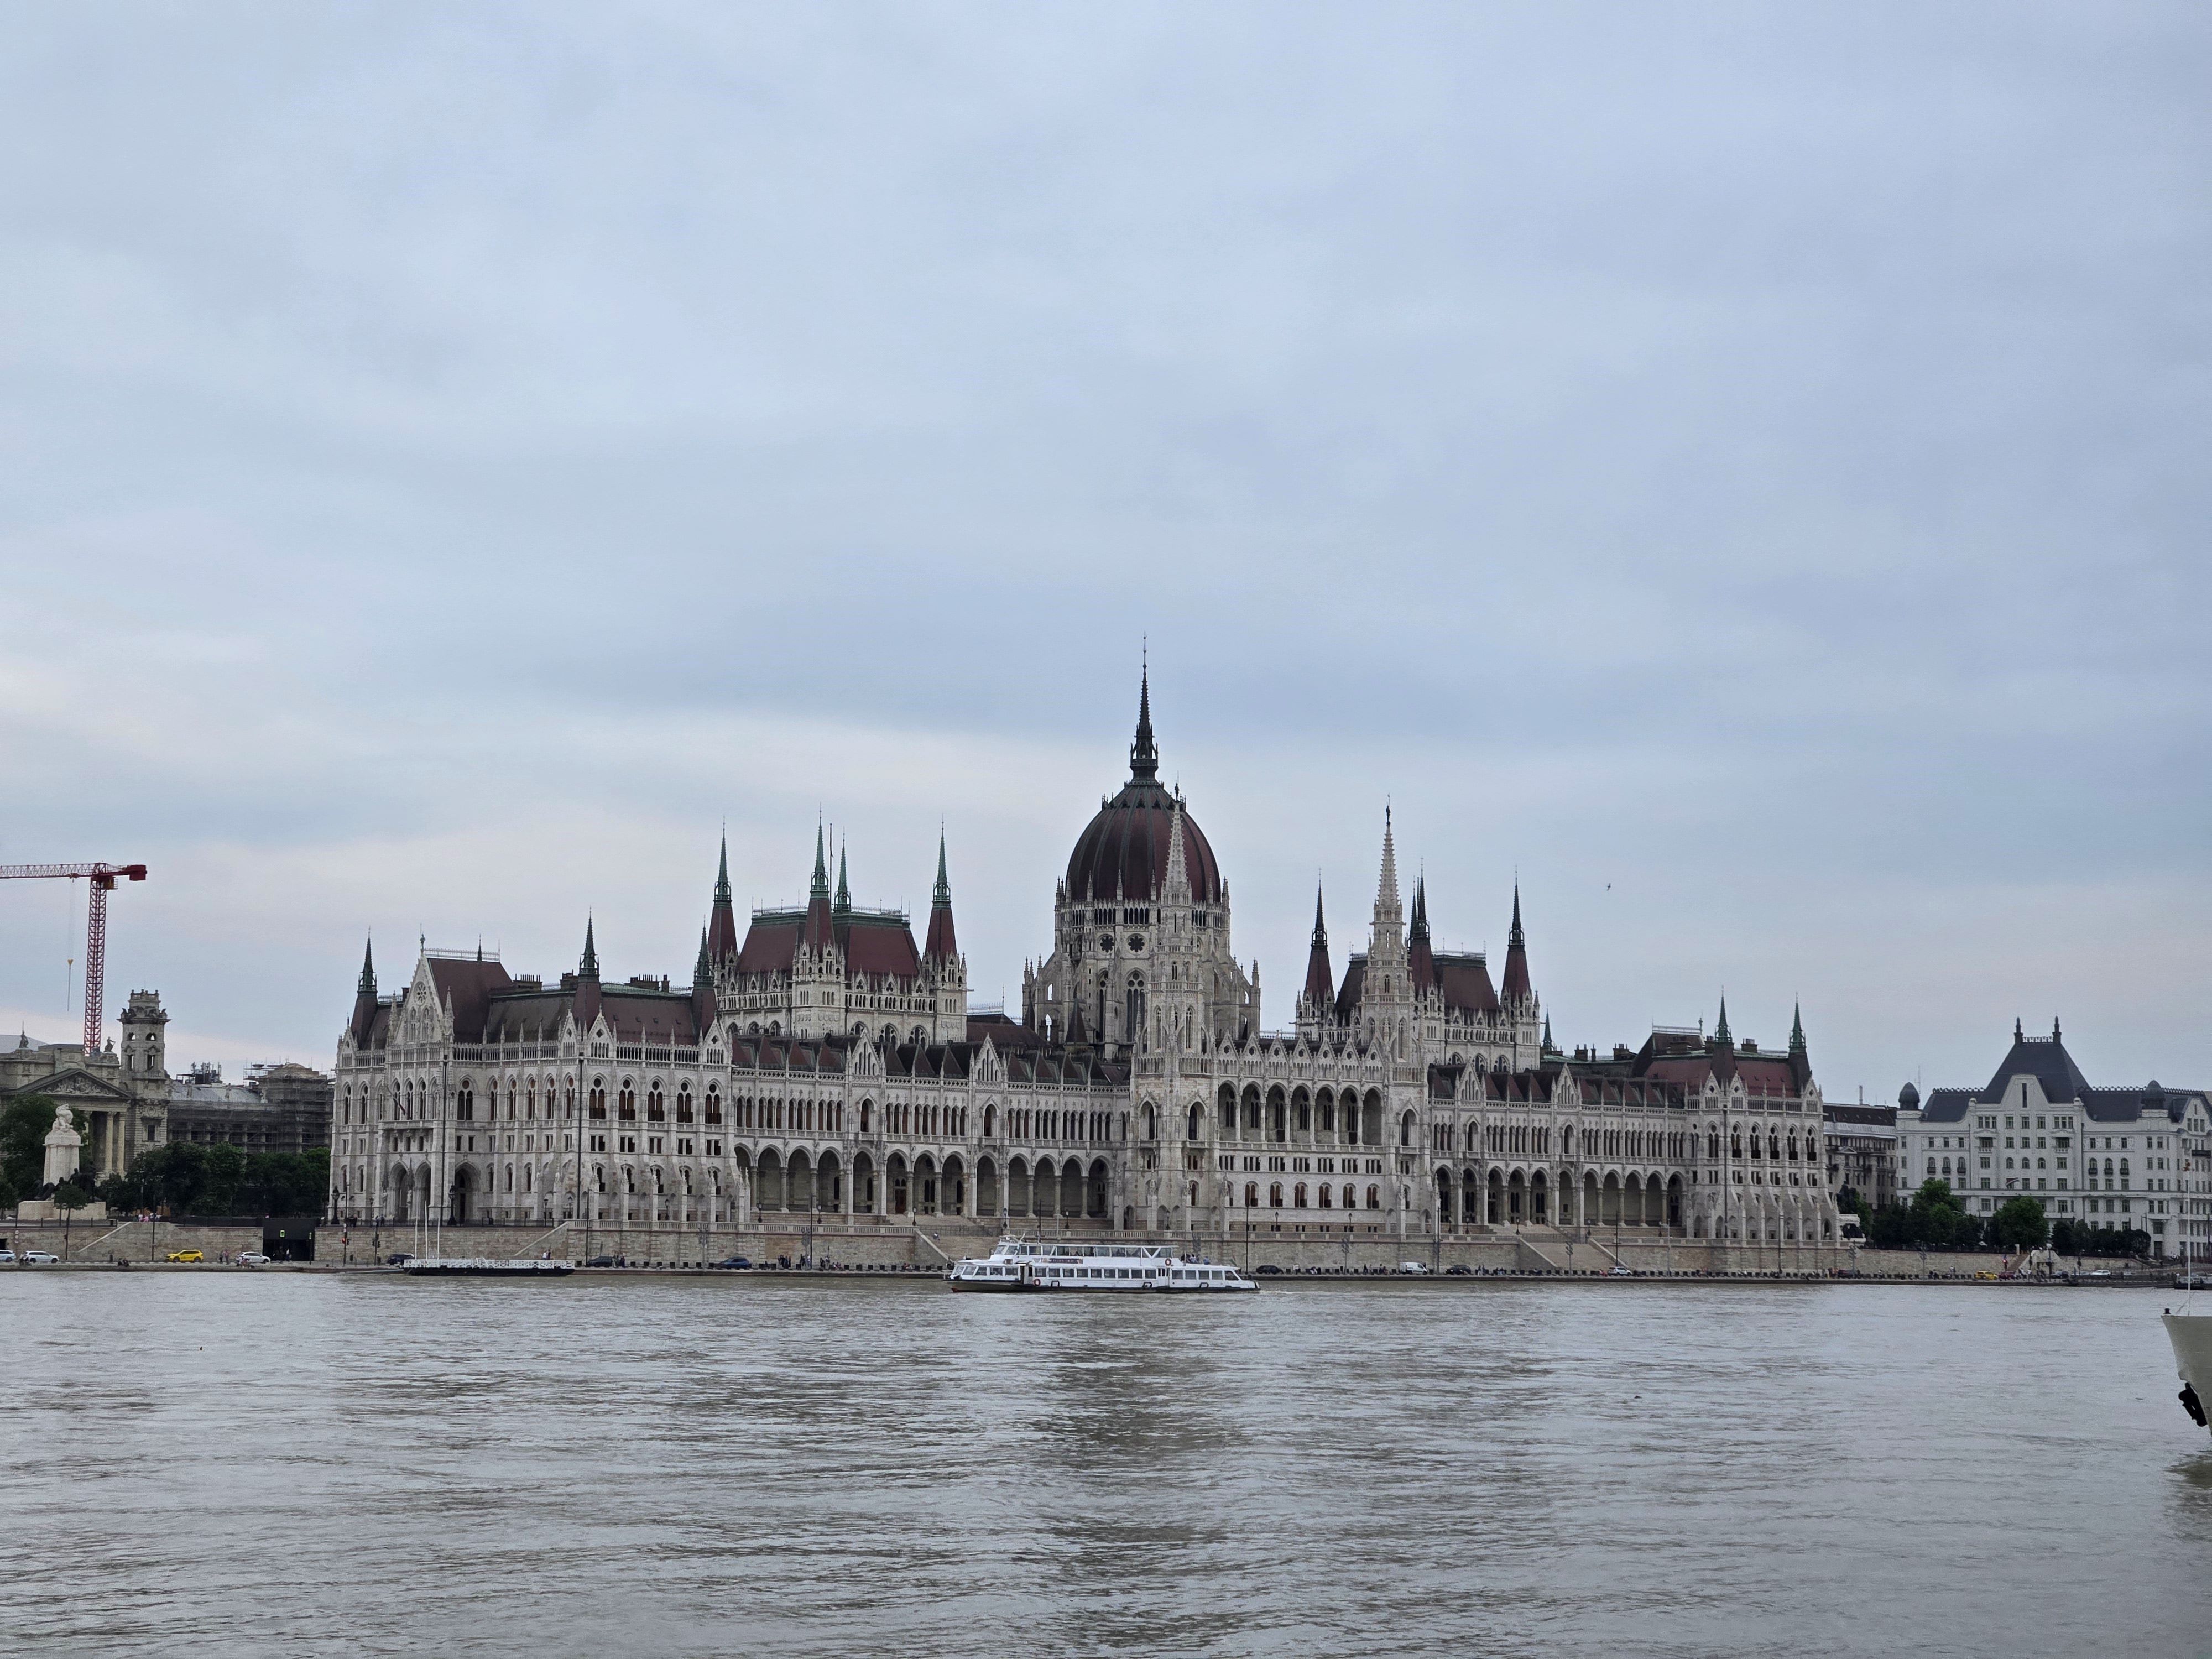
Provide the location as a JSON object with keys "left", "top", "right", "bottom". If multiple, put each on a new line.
{"left": 1129, "top": 660, "right": 1159, "bottom": 782}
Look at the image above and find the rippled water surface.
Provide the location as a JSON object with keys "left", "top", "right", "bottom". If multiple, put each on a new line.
{"left": 3, "top": 1274, "right": 2208, "bottom": 1656}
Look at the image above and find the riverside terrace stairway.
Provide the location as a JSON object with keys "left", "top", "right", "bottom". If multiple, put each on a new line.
{"left": 1512, "top": 1227, "right": 1620, "bottom": 1274}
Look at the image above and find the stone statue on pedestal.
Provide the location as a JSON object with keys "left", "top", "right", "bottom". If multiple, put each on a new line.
{"left": 41, "top": 1102, "right": 83, "bottom": 1188}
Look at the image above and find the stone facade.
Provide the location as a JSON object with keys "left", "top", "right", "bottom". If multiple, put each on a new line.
{"left": 1899, "top": 1021, "right": 2210, "bottom": 1259}
{"left": 327, "top": 679, "right": 1841, "bottom": 1252}
{"left": 165, "top": 1062, "right": 333, "bottom": 1154}
{"left": 0, "top": 990, "right": 174, "bottom": 1181}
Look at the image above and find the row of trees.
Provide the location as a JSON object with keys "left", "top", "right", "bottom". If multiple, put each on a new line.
{"left": 2, "top": 1095, "right": 327, "bottom": 1217}
{"left": 99, "top": 1142, "right": 330, "bottom": 1218}
{"left": 1840, "top": 1178, "right": 2151, "bottom": 1259}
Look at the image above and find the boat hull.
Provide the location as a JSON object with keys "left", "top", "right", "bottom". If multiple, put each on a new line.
{"left": 401, "top": 1259, "right": 574, "bottom": 1277}
{"left": 2162, "top": 1312, "right": 2212, "bottom": 1434}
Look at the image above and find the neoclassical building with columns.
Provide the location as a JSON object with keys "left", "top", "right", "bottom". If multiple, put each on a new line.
{"left": 326, "top": 677, "right": 1840, "bottom": 1250}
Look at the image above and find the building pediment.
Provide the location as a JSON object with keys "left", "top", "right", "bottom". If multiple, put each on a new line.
{"left": 8, "top": 1066, "right": 136, "bottom": 1104}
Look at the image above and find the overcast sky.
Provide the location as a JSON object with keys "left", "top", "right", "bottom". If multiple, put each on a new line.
{"left": 3, "top": 3, "right": 2206, "bottom": 1103}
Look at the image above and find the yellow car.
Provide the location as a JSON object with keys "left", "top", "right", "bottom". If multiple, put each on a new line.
{"left": 1972, "top": 1270, "right": 1997, "bottom": 1281}
{"left": 165, "top": 1249, "right": 205, "bottom": 1264}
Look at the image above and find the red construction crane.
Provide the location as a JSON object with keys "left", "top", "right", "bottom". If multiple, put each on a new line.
{"left": 0, "top": 862, "right": 148, "bottom": 1055}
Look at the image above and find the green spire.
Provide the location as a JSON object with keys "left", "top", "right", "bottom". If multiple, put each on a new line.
{"left": 833, "top": 841, "right": 851, "bottom": 917}
{"left": 1788, "top": 1001, "right": 1806, "bottom": 1056}
{"left": 694, "top": 926, "right": 711, "bottom": 985}
{"left": 358, "top": 936, "right": 375, "bottom": 997}
{"left": 932, "top": 831, "right": 951, "bottom": 909}
{"left": 581, "top": 916, "right": 599, "bottom": 979}
{"left": 1542, "top": 1012, "right": 1553, "bottom": 1052}
{"left": 810, "top": 822, "right": 828, "bottom": 902}
{"left": 714, "top": 834, "right": 731, "bottom": 904}
{"left": 1713, "top": 994, "right": 1730, "bottom": 1048}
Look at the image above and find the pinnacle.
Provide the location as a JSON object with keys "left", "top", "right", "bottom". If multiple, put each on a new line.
{"left": 1130, "top": 660, "right": 1159, "bottom": 782}
{"left": 714, "top": 833, "right": 732, "bottom": 904}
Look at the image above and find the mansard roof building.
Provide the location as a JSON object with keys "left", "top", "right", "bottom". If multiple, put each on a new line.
{"left": 328, "top": 675, "right": 1840, "bottom": 1251}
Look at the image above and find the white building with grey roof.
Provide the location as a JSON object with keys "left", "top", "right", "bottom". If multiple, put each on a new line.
{"left": 1899, "top": 1019, "right": 2209, "bottom": 1259}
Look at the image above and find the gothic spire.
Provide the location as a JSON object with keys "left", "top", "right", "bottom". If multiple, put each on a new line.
{"left": 1500, "top": 883, "right": 1531, "bottom": 1005}
{"left": 1162, "top": 791, "right": 1190, "bottom": 899}
{"left": 1129, "top": 660, "right": 1159, "bottom": 783}
{"left": 1788, "top": 1001, "right": 1806, "bottom": 1056}
{"left": 707, "top": 833, "right": 740, "bottom": 962}
{"left": 1407, "top": 872, "right": 1436, "bottom": 992}
{"left": 694, "top": 926, "right": 711, "bottom": 985}
{"left": 1303, "top": 882, "right": 1334, "bottom": 1013}
{"left": 804, "top": 821, "right": 833, "bottom": 951}
{"left": 357, "top": 935, "right": 376, "bottom": 997}
{"left": 1713, "top": 994, "right": 1731, "bottom": 1047}
{"left": 1376, "top": 807, "right": 1400, "bottom": 915}
{"left": 925, "top": 831, "right": 958, "bottom": 965}
{"left": 834, "top": 841, "right": 851, "bottom": 917}
{"left": 580, "top": 915, "right": 599, "bottom": 979}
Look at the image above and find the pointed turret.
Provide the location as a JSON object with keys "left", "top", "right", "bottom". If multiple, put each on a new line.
{"left": 1542, "top": 1013, "right": 1555, "bottom": 1055}
{"left": 1303, "top": 884, "right": 1335, "bottom": 1013}
{"left": 1129, "top": 661, "right": 1159, "bottom": 782}
{"left": 1407, "top": 874, "right": 1436, "bottom": 993}
{"left": 1162, "top": 792, "right": 1190, "bottom": 900}
{"left": 1376, "top": 807, "right": 1401, "bottom": 917}
{"left": 575, "top": 916, "right": 602, "bottom": 1029}
{"left": 1500, "top": 884, "right": 1532, "bottom": 1006}
{"left": 1708, "top": 993, "right": 1738, "bottom": 1084}
{"left": 1787, "top": 1001, "right": 1811, "bottom": 1090}
{"left": 349, "top": 935, "right": 379, "bottom": 1042}
{"left": 706, "top": 833, "right": 739, "bottom": 963}
{"left": 834, "top": 841, "right": 851, "bottom": 919}
{"left": 924, "top": 832, "right": 959, "bottom": 964}
{"left": 694, "top": 926, "right": 712, "bottom": 985}
{"left": 803, "top": 822, "right": 833, "bottom": 951}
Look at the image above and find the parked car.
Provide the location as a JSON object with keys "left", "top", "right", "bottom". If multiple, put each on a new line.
{"left": 0, "top": 1249, "right": 16, "bottom": 1264}
{"left": 23, "top": 1250, "right": 60, "bottom": 1265}
{"left": 384, "top": 1253, "right": 415, "bottom": 1266}
{"left": 165, "top": 1249, "right": 204, "bottom": 1263}
{"left": 1255, "top": 1264, "right": 1282, "bottom": 1275}
{"left": 584, "top": 1255, "right": 615, "bottom": 1267}
{"left": 236, "top": 1252, "right": 272, "bottom": 1266}
{"left": 1445, "top": 1263, "right": 1471, "bottom": 1275}
{"left": 711, "top": 1256, "right": 753, "bottom": 1270}
{"left": 1400, "top": 1261, "right": 1430, "bottom": 1274}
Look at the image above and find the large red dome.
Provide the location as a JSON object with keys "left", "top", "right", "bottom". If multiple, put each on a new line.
{"left": 1065, "top": 671, "right": 1223, "bottom": 904}
{"left": 1066, "top": 779, "right": 1222, "bottom": 905}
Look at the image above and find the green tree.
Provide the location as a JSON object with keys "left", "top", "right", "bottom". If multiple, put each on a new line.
{"left": 1991, "top": 1196, "right": 2050, "bottom": 1251}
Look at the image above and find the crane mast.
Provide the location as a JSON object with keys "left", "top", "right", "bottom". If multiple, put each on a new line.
{"left": 0, "top": 862, "right": 149, "bottom": 1055}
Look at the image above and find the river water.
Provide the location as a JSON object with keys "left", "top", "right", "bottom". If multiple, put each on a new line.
{"left": 2, "top": 1273, "right": 2207, "bottom": 1657}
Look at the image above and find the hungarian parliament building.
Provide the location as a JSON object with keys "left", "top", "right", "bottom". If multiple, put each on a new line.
{"left": 327, "top": 678, "right": 1841, "bottom": 1249}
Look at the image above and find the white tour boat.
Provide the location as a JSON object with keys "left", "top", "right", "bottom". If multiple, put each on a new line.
{"left": 2165, "top": 1306, "right": 2212, "bottom": 1434}
{"left": 947, "top": 1238, "right": 1258, "bottom": 1293}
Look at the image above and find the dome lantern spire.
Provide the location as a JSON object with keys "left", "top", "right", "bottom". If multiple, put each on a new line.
{"left": 1129, "top": 659, "right": 1159, "bottom": 782}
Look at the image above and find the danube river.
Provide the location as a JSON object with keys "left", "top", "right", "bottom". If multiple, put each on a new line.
{"left": 3, "top": 1274, "right": 2207, "bottom": 1656}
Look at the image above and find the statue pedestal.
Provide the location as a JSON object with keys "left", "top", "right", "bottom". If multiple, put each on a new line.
{"left": 14, "top": 1200, "right": 108, "bottom": 1223}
